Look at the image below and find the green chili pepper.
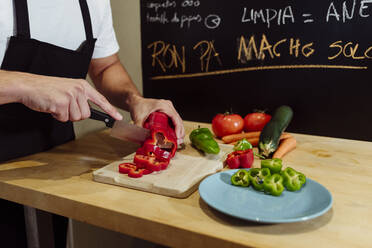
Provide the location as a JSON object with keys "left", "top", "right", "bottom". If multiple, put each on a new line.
{"left": 231, "top": 169, "right": 250, "bottom": 187}
{"left": 261, "top": 158, "right": 283, "bottom": 174}
{"left": 281, "top": 167, "right": 306, "bottom": 191}
{"left": 233, "top": 138, "right": 253, "bottom": 151}
{"left": 248, "top": 168, "right": 271, "bottom": 191}
{"left": 263, "top": 173, "right": 285, "bottom": 196}
{"left": 189, "top": 128, "right": 220, "bottom": 154}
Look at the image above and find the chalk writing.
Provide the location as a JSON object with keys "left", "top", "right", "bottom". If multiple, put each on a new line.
{"left": 145, "top": 0, "right": 216, "bottom": 29}
{"left": 302, "top": 14, "right": 314, "bottom": 23}
{"left": 147, "top": 41, "right": 186, "bottom": 73}
{"left": 181, "top": 0, "right": 200, "bottom": 7}
{"left": 204, "top": 15, "right": 221, "bottom": 29}
{"left": 237, "top": 34, "right": 314, "bottom": 62}
{"left": 328, "top": 40, "right": 372, "bottom": 59}
{"left": 241, "top": 6, "right": 295, "bottom": 28}
{"left": 146, "top": 12, "right": 169, "bottom": 24}
{"left": 150, "top": 65, "right": 367, "bottom": 80}
{"left": 142, "top": 0, "right": 372, "bottom": 80}
{"left": 193, "top": 40, "right": 222, "bottom": 72}
{"left": 146, "top": 1, "right": 176, "bottom": 12}
{"left": 326, "top": 0, "right": 372, "bottom": 22}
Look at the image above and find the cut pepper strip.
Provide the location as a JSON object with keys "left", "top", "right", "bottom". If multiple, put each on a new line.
{"left": 261, "top": 158, "right": 283, "bottom": 174}
{"left": 128, "top": 168, "right": 145, "bottom": 178}
{"left": 144, "top": 128, "right": 177, "bottom": 158}
{"left": 281, "top": 167, "right": 306, "bottom": 191}
{"left": 133, "top": 154, "right": 169, "bottom": 172}
{"left": 231, "top": 169, "right": 250, "bottom": 187}
{"left": 138, "top": 143, "right": 172, "bottom": 161}
{"left": 263, "top": 173, "right": 285, "bottom": 196}
{"left": 118, "top": 163, "right": 137, "bottom": 174}
{"left": 248, "top": 168, "right": 271, "bottom": 191}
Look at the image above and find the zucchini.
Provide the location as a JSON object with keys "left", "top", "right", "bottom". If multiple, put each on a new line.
{"left": 258, "top": 105, "right": 293, "bottom": 158}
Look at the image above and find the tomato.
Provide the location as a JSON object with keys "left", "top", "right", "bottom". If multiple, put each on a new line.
{"left": 243, "top": 112, "right": 271, "bottom": 132}
{"left": 212, "top": 113, "right": 244, "bottom": 138}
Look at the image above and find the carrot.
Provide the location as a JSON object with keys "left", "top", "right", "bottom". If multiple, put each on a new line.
{"left": 229, "top": 133, "right": 292, "bottom": 147}
{"left": 272, "top": 137, "right": 297, "bottom": 159}
{"left": 230, "top": 137, "right": 260, "bottom": 147}
{"left": 222, "top": 131, "right": 261, "bottom": 143}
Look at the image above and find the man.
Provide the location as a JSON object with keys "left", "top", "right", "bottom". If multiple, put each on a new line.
{"left": 0, "top": 0, "right": 184, "bottom": 247}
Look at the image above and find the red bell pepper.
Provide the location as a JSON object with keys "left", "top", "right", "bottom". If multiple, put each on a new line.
{"left": 118, "top": 163, "right": 137, "bottom": 174}
{"left": 134, "top": 154, "right": 170, "bottom": 172}
{"left": 142, "top": 112, "right": 178, "bottom": 159}
{"left": 226, "top": 152, "right": 240, "bottom": 169}
{"left": 122, "top": 112, "right": 178, "bottom": 179}
{"left": 119, "top": 163, "right": 152, "bottom": 177}
{"left": 226, "top": 149, "right": 254, "bottom": 169}
{"left": 137, "top": 143, "right": 172, "bottom": 161}
{"left": 128, "top": 168, "right": 145, "bottom": 178}
{"left": 143, "top": 112, "right": 170, "bottom": 130}
{"left": 133, "top": 154, "right": 148, "bottom": 169}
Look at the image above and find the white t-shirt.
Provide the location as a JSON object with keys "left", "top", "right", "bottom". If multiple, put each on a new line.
{"left": 0, "top": 0, "right": 119, "bottom": 65}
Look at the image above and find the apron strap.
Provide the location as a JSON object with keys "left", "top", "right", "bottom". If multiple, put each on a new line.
{"left": 14, "top": 0, "right": 31, "bottom": 38}
{"left": 13, "top": 0, "right": 93, "bottom": 40}
{"left": 79, "top": 0, "right": 94, "bottom": 40}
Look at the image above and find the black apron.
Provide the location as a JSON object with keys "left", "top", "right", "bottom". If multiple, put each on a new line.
{"left": 0, "top": 0, "right": 96, "bottom": 162}
{"left": 1, "top": 1, "right": 97, "bottom": 247}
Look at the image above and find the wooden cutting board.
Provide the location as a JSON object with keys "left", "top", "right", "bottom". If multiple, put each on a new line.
{"left": 93, "top": 141, "right": 233, "bottom": 198}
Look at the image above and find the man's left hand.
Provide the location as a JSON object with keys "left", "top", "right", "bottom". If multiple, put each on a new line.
{"left": 128, "top": 95, "right": 185, "bottom": 145}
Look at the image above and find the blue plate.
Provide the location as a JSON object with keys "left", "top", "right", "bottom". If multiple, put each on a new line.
{"left": 199, "top": 169, "right": 333, "bottom": 223}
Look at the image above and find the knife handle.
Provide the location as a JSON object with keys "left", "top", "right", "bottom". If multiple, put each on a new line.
{"left": 89, "top": 108, "right": 115, "bottom": 128}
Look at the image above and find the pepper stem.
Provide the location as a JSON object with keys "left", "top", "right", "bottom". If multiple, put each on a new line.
{"left": 254, "top": 152, "right": 266, "bottom": 159}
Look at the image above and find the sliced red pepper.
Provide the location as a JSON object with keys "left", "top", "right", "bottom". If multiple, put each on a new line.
{"left": 125, "top": 112, "right": 177, "bottom": 176}
{"left": 142, "top": 112, "right": 178, "bottom": 159}
{"left": 225, "top": 150, "right": 254, "bottom": 169}
{"left": 133, "top": 154, "right": 169, "bottom": 172}
{"left": 139, "top": 143, "right": 172, "bottom": 161}
{"left": 144, "top": 128, "right": 177, "bottom": 158}
{"left": 118, "top": 163, "right": 137, "bottom": 174}
{"left": 142, "top": 169, "right": 153, "bottom": 175}
{"left": 133, "top": 154, "right": 150, "bottom": 169}
{"left": 128, "top": 168, "right": 145, "bottom": 178}
{"left": 146, "top": 156, "right": 170, "bottom": 171}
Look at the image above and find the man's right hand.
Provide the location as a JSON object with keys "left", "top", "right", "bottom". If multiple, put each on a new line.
{"left": 0, "top": 70, "right": 122, "bottom": 122}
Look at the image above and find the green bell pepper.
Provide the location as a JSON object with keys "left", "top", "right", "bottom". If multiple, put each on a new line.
{"left": 248, "top": 168, "right": 271, "bottom": 191}
{"left": 231, "top": 169, "right": 250, "bottom": 187}
{"left": 261, "top": 158, "right": 283, "bottom": 174}
{"left": 233, "top": 138, "right": 253, "bottom": 151}
{"left": 189, "top": 128, "right": 220, "bottom": 154}
{"left": 281, "top": 167, "right": 306, "bottom": 191}
{"left": 263, "top": 173, "right": 285, "bottom": 196}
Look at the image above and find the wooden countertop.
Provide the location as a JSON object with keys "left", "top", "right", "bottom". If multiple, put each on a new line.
{"left": 1, "top": 121, "right": 372, "bottom": 248}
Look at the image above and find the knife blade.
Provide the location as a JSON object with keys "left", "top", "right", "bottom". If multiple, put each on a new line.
{"left": 89, "top": 108, "right": 150, "bottom": 143}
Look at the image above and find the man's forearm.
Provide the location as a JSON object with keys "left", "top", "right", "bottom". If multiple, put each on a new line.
{"left": 0, "top": 70, "right": 25, "bottom": 105}
{"left": 90, "top": 60, "right": 142, "bottom": 112}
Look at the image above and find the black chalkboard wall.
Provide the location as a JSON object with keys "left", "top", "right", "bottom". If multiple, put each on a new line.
{"left": 140, "top": 0, "right": 372, "bottom": 141}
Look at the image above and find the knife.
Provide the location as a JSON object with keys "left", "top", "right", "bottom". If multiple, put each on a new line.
{"left": 89, "top": 108, "right": 150, "bottom": 144}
